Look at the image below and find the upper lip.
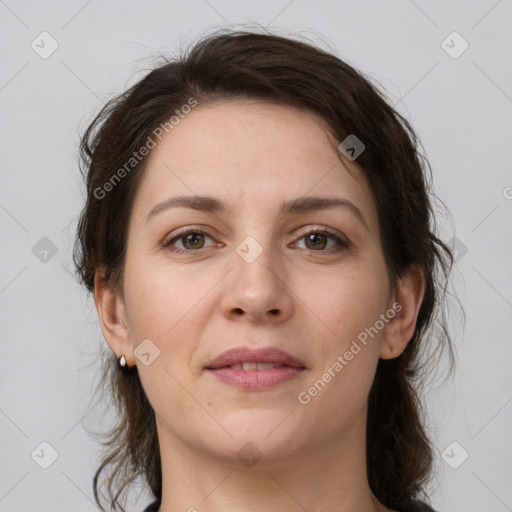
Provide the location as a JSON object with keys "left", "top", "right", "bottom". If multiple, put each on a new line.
{"left": 205, "top": 346, "right": 306, "bottom": 369}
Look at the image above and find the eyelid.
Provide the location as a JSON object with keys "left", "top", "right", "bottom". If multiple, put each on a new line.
{"left": 162, "top": 226, "right": 218, "bottom": 248}
{"left": 162, "top": 224, "right": 349, "bottom": 253}
{"left": 294, "top": 224, "right": 347, "bottom": 241}
{"left": 291, "top": 226, "right": 349, "bottom": 251}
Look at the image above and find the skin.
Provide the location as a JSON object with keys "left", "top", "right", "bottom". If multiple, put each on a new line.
{"left": 95, "top": 100, "right": 425, "bottom": 512}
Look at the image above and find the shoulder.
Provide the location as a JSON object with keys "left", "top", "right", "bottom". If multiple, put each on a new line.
{"left": 399, "top": 499, "right": 438, "bottom": 512}
{"left": 141, "top": 500, "right": 437, "bottom": 512}
{"left": 142, "top": 500, "right": 160, "bottom": 512}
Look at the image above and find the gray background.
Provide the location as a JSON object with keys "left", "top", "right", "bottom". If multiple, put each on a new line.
{"left": 1, "top": 1, "right": 511, "bottom": 511}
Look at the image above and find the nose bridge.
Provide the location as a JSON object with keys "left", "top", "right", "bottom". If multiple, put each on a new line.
{"left": 221, "top": 232, "right": 293, "bottom": 322}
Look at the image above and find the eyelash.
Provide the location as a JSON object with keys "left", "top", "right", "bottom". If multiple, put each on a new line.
{"left": 162, "top": 227, "right": 349, "bottom": 255}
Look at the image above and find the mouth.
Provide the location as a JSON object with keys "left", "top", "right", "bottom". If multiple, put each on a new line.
{"left": 205, "top": 346, "right": 306, "bottom": 369}
{"left": 204, "top": 346, "right": 306, "bottom": 390}
{"left": 217, "top": 362, "right": 292, "bottom": 370}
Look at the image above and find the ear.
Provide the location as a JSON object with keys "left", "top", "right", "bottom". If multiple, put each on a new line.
{"left": 94, "top": 269, "right": 135, "bottom": 367}
{"left": 380, "top": 264, "right": 426, "bottom": 360}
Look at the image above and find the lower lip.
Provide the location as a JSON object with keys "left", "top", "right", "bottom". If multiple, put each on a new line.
{"left": 206, "top": 367, "right": 305, "bottom": 390}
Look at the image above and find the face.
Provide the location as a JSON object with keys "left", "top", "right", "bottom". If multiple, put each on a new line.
{"left": 114, "top": 100, "right": 401, "bottom": 464}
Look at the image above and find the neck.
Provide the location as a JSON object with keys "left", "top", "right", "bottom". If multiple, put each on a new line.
{"left": 155, "top": 413, "right": 390, "bottom": 512}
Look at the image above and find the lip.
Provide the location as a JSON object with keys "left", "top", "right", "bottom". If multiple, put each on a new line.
{"left": 204, "top": 346, "right": 306, "bottom": 391}
{"left": 205, "top": 346, "right": 306, "bottom": 370}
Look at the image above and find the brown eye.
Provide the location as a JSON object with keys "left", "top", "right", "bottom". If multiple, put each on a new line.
{"left": 295, "top": 229, "right": 348, "bottom": 252}
{"left": 180, "top": 233, "right": 205, "bottom": 250}
{"left": 164, "top": 230, "right": 215, "bottom": 254}
{"left": 304, "top": 232, "right": 328, "bottom": 250}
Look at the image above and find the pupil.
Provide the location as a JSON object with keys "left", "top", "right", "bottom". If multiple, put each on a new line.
{"left": 185, "top": 234, "right": 203, "bottom": 249}
{"left": 307, "top": 234, "right": 326, "bottom": 250}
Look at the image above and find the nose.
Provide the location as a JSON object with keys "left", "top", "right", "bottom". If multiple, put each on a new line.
{"left": 221, "top": 242, "right": 294, "bottom": 324}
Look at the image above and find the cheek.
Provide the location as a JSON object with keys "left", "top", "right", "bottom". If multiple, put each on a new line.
{"left": 312, "top": 265, "right": 389, "bottom": 340}
{"left": 123, "top": 277, "right": 174, "bottom": 339}
{"left": 122, "top": 251, "right": 197, "bottom": 336}
{"left": 310, "top": 265, "right": 389, "bottom": 401}
{"left": 301, "top": 279, "right": 384, "bottom": 415}
{"left": 121, "top": 257, "right": 208, "bottom": 411}
{"left": 122, "top": 255, "right": 216, "bottom": 383}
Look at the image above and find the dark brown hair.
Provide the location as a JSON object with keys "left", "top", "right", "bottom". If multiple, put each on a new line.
{"left": 73, "top": 28, "right": 458, "bottom": 511}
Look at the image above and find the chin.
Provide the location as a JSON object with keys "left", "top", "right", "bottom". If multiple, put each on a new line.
{"left": 205, "top": 409, "right": 305, "bottom": 459}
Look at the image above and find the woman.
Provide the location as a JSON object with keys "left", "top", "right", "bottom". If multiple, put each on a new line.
{"left": 74, "top": 29, "right": 455, "bottom": 512}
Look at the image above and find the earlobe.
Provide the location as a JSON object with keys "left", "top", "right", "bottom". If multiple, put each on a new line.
{"left": 94, "top": 269, "right": 135, "bottom": 367}
{"left": 379, "top": 264, "right": 426, "bottom": 360}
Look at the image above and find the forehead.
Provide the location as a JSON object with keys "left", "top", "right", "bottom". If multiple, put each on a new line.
{"left": 132, "top": 100, "right": 377, "bottom": 230}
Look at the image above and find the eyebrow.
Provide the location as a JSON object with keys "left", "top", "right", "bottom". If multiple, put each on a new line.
{"left": 146, "top": 195, "right": 370, "bottom": 231}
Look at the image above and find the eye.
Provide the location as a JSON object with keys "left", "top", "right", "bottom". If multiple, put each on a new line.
{"left": 163, "top": 229, "right": 217, "bottom": 254}
{"left": 162, "top": 227, "right": 349, "bottom": 255}
{"left": 293, "top": 228, "right": 348, "bottom": 252}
